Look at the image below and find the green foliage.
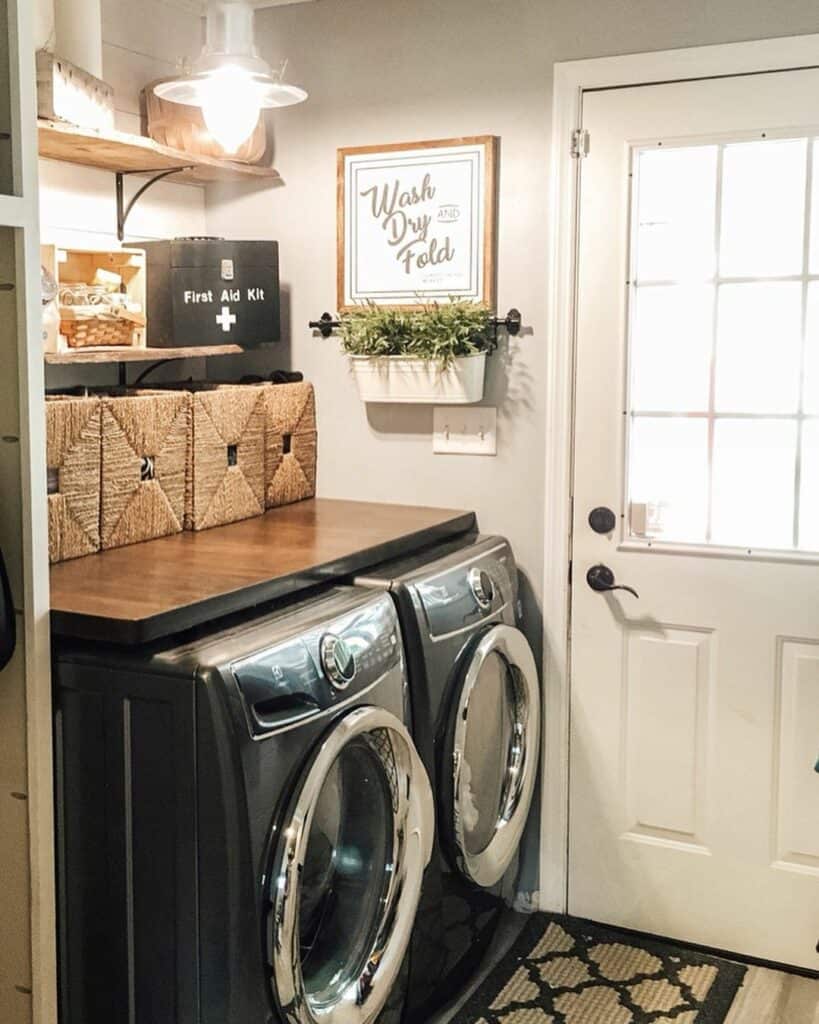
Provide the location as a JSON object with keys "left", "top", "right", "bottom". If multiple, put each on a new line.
{"left": 338, "top": 300, "right": 493, "bottom": 366}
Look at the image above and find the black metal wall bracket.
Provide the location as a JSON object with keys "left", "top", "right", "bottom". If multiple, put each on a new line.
{"left": 116, "top": 167, "right": 194, "bottom": 242}
{"left": 309, "top": 307, "right": 523, "bottom": 345}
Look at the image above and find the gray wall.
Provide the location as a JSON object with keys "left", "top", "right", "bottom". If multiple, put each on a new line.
{"left": 207, "top": 0, "right": 819, "bottom": 651}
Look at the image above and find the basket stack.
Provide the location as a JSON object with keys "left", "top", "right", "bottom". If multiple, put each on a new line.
{"left": 186, "top": 384, "right": 267, "bottom": 531}
{"left": 46, "top": 395, "right": 102, "bottom": 563}
{"left": 46, "top": 381, "right": 318, "bottom": 563}
{"left": 264, "top": 382, "right": 318, "bottom": 509}
{"left": 100, "top": 390, "right": 189, "bottom": 549}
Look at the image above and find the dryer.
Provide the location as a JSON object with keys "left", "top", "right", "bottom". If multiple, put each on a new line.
{"left": 356, "top": 535, "right": 541, "bottom": 1022}
{"left": 54, "top": 587, "right": 434, "bottom": 1024}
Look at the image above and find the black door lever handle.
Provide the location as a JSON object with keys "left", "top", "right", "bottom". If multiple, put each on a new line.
{"left": 586, "top": 564, "right": 639, "bottom": 599}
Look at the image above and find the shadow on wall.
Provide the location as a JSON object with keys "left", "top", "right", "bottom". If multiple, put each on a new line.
{"left": 206, "top": 283, "right": 293, "bottom": 383}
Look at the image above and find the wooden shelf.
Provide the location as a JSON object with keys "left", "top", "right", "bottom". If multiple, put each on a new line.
{"left": 50, "top": 499, "right": 477, "bottom": 645}
{"left": 44, "top": 344, "right": 267, "bottom": 365}
{"left": 38, "top": 118, "right": 282, "bottom": 185}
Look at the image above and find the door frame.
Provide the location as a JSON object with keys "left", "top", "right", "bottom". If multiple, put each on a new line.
{"left": 539, "top": 31, "right": 819, "bottom": 913}
{"left": 3, "top": 1, "right": 56, "bottom": 1020}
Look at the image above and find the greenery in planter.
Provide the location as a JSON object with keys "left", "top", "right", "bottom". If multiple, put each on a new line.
{"left": 338, "top": 300, "right": 493, "bottom": 366}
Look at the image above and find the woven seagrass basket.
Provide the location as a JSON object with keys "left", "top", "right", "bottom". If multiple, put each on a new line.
{"left": 46, "top": 395, "right": 102, "bottom": 563}
{"left": 263, "top": 382, "right": 317, "bottom": 509}
{"left": 60, "top": 311, "right": 138, "bottom": 348}
{"left": 100, "top": 390, "right": 189, "bottom": 550}
{"left": 186, "top": 384, "right": 267, "bottom": 531}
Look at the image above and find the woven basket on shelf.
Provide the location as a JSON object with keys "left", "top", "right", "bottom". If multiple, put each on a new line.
{"left": 60, "top": 308, "right": 145, "bottom": 349}
{"left": 46, "top": 395, "right": 102, "bottom": 564}
{"left": 100, "top": 390, "right": 189, "bottom": 550}
{"left": 188, "top": 384, "right": 267, "bottom": 531}
{"left": 263, "top": 382, "right": 318, "bottom": 509}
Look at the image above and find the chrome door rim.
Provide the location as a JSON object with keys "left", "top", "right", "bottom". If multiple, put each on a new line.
{"left": 270, "top": 706, "right": 434, "bottom": 1024}
{"left": 451, "top": 624, "right": 540, "bottom": 888}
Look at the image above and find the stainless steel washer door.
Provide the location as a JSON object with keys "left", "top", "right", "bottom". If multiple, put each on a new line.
{"left": 269, "top": 706, "right": 434, "bottom": 1024}
{"left": 451, "top": 625, "right": 540, "bottom": 888}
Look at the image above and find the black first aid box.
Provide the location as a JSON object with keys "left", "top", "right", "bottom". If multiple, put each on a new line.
{"left": 137, "top": 238, "right": 281, "bottom": 348}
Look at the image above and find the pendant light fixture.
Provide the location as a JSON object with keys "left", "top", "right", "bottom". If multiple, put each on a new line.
{"left": 154, "top": 0, "right": 307, "bottom": 154}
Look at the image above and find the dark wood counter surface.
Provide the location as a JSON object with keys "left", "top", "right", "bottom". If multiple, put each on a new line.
{"left": 50, "top": 499, "right": 476, "bottom": 645}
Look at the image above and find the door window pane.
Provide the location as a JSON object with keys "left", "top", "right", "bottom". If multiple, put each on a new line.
{"left": 720, "top": 138, "right": 806, "bottom": 278}
{"left": 634, "top": 146, "right": 717, "bottom": 282}
{"left": 803, "top": 283, "right": 819, "bottom": 415}
{"left": 631, "top": 286, "right": 714, "bottom": 412}
{"left": 715, "top": 282, "right": 802, "bottom": 414}
{"left": 711, "top": 419, "right": 797, "bottom": 549}
{"left": 629, "top": 418, "right": 709, "bottom": 543}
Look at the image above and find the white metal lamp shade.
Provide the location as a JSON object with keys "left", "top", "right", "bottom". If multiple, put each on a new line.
{"left": 154, "top": 0, "right": 307, "bottom": 152}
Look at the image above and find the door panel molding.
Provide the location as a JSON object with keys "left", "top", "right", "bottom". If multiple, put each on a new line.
{"left": 543, "top": 31, "right": 819, "bottom": 915}
{"left": 773, "top": 638, "right": 819, "bottom": 872}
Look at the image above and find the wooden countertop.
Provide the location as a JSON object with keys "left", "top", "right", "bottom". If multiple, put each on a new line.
{"left": 50, "top": 499, "right": 476, "bottom": 645}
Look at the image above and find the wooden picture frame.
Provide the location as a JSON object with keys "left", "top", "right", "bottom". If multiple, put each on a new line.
{"left": 337, "top": 135, "right": 498, "bottom": 311}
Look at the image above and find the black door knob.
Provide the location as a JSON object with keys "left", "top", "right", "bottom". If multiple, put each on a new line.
{"left": 589, "top": 506, "right": 617, "bottom": 534}
{"left": 586, "top": 564, "right": 639, "bottom": 599}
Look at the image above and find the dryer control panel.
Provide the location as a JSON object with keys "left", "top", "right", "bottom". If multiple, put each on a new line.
{"left": 231, "top": 594, "right": 402, "bottom": 738}
{"left": 415, "top": 541, "right": 515, "bottom": 638}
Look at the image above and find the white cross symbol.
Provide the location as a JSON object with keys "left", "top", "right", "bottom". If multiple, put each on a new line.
{"left": 215, "top": 306, "right": 237, "bottom": 333}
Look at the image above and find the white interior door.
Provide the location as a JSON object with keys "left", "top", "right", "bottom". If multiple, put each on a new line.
{"left": 570, "top": 68, "right": 819, "bottom": 970}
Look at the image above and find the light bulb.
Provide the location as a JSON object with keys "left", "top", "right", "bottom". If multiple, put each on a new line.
{"left": 199, "top": 65, "right": 264, "bottom": 153}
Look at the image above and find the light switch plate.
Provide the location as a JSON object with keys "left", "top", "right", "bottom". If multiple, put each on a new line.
{"left": 433, "top": 406, "right": 497, "bottom": 456}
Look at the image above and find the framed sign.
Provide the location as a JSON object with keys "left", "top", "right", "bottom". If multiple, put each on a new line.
{"left": 338, "top": 136, "right": 497, "bottom": 310}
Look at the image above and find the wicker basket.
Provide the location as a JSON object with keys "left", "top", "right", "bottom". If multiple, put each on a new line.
{"left": 60, "top": 308, "right": 144, "bottom": 349}
{"left": 46, "top": 395, "right": 102, "bottom": 564}
{"left": 263, "top": 383, "right": 318, "bottom": 509}
{"left": 187, "top": 384, "right": 267, "bottom": 531}
{"left": 100, "top": 390, "right": 189, "bottom": 550}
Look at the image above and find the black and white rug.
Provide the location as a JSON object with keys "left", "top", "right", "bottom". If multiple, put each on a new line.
{"left": 453, "top": 915, "right": 747, "bottom": 1024}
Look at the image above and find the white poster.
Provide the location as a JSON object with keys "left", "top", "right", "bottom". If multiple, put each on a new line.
{"left": 339, "top": 137, "right": 497, "bottom": 309}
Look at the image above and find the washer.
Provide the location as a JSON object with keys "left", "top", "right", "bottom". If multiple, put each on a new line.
{"left": 54, "top": 587, "right": 434, "bottom": 1024}
{"left": 356, "top": 535, "right": 541, "bottom": 1022}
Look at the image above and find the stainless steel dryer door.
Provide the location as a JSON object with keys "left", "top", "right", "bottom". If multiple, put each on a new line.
{"left": 268, "top": 706, "right": 434, "bottom": 1024}
{"left": 450, "top": 625, "right": 540, "bottom": 888}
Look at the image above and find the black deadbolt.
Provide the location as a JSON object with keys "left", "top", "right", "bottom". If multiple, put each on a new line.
{"left": 589, "top": 506, "right": 617, "bottom": 534}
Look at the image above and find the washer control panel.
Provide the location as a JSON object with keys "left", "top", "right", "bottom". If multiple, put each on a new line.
{"left": 320, "top": 633, "right": 357, "bottom": 690}
{"left": 231, "top": 593, "right": 401, "bottom": 738}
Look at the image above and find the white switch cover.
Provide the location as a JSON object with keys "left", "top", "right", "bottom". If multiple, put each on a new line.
{"left": 433, "top": 406, "right": 497, "bottom": 455}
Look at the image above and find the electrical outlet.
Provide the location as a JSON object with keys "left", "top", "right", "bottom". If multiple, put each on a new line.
{"left": 433, "top": 406, "right": 497, "bottom": 456}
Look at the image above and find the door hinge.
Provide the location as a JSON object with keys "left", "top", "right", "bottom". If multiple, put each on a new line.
{"left": 571, "top": 128, "right": 590, "bottom": 159}
{"left": 568, "top": 559, "right": 573, "bottom": 585}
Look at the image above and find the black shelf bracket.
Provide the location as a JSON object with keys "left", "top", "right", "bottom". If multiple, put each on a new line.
{"left": 309, "top": 307, "right": 523, "bottom": 346}
{"left": 116, "top": 166, "right": 194, "bottom": 242}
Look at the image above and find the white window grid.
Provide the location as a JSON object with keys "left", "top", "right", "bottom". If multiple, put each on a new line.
{"left": 625, "top": 133, "right": 819, "bottom": 556}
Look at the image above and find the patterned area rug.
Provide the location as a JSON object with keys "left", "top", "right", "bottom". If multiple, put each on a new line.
{"left": 453, "top": 915, "right": 748, "bottom": 1024}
